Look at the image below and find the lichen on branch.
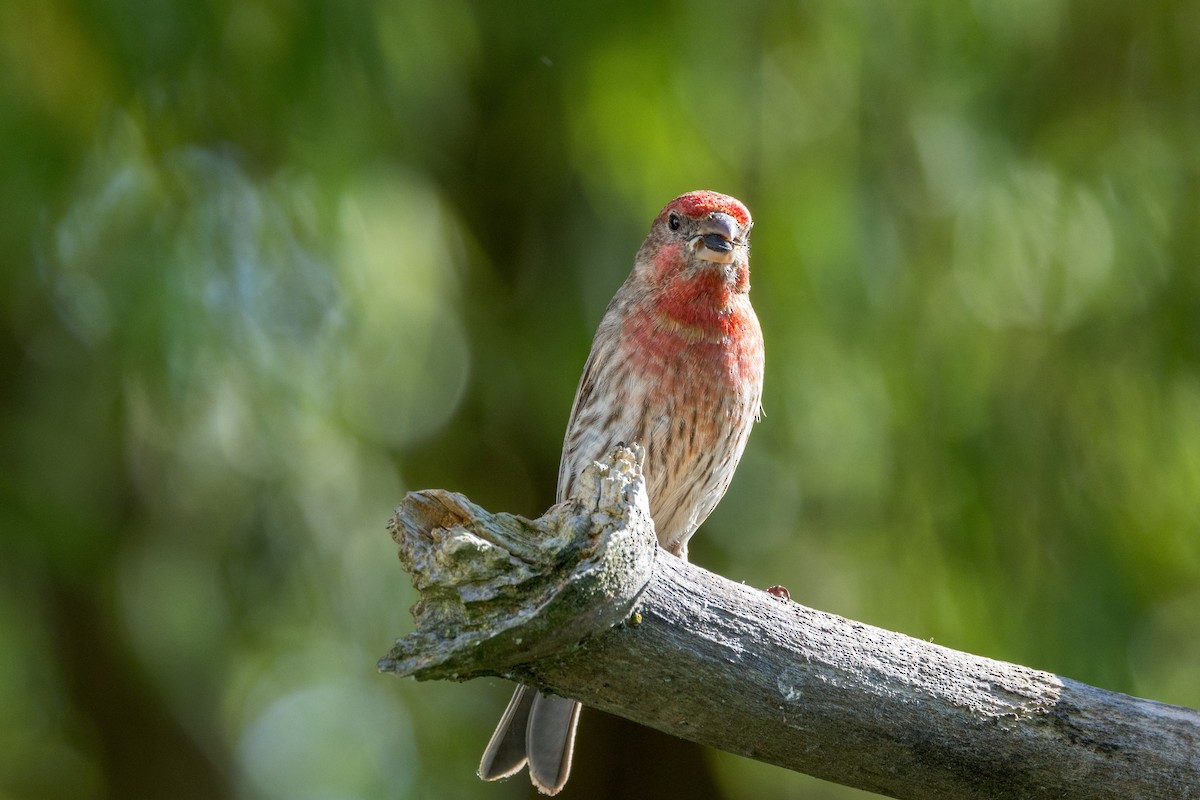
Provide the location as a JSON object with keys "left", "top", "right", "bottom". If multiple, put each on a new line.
{"left": 378, "top": 445, "right": 657, "bottom": 681}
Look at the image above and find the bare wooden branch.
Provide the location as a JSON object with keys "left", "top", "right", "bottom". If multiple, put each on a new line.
{"left": 379, "top": 447, "right": 1200, "bottom": 800}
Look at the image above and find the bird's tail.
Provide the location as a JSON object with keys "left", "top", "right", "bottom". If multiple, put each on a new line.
{"left": 479, "top": 684, "right": 581, "bottom": 796}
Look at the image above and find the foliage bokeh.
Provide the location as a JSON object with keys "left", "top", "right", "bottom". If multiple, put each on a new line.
{"left": 2, "top": 1, "right": 1198, "bottom": 798}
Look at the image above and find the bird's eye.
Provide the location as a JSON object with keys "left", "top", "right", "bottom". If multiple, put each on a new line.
{"left": 668, "top": 213, "right": 681, "bottom": 231}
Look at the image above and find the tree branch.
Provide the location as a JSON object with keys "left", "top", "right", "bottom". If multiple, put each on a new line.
{"left": 379, "top": 447, "right": 1200, "bottom": 799}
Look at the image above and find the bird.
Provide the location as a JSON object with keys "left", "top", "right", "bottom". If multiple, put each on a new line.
{"left": 479, "top": 190, "right": 764, "bottom": 795}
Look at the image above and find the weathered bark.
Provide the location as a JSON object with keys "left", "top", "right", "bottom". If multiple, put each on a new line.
{"left": 379, "top": 446, "right": 1200, "bottom": 799}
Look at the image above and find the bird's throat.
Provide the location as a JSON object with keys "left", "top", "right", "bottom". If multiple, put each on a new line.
{"left": 620, "top": 272, "right": 760, "bottom": 394}
{"left": 649, "top": 263, "right": 751, "bottom": 341}
{"left": 643, "top": 266, "right": 753, "bottom": 350}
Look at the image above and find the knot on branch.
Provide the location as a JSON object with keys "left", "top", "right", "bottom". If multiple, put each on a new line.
{"left": 378, "top": 445, "right": 657, "bottom": 680}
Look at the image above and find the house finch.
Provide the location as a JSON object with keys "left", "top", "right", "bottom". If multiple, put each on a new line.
{"left": 479, "top": 190, "right": 764, "bottom": 795}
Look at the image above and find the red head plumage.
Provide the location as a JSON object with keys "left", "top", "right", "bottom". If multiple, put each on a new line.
{"left": 656, "top": 190, "right": 752, "bottom": 228}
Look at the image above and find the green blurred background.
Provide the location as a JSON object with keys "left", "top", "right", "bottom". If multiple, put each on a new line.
{"left": 2, "top": 1, "right": 1198, "bottom": 798}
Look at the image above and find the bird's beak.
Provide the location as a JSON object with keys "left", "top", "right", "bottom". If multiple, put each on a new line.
{"left": 692, "top": 212, "right": 741, "bottom": 264}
